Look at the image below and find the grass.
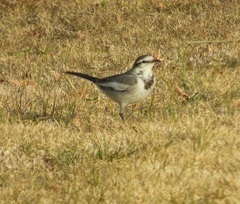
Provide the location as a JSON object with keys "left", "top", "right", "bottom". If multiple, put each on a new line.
{"left": 1, "top": 0, "right": 240, "bottom": 203}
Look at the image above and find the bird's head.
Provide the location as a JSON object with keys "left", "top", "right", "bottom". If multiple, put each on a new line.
{"left": 133, "top": 55, "right": 160, "bottom": 70}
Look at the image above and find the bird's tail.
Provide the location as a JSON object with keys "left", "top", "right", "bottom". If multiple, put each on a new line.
{"left": 64, "top": 71, "right": 98, "bottom": 83}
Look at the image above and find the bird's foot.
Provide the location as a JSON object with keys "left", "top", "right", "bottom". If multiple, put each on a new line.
{"left": 119, "top": 113, "right": 124, "bottom": 121}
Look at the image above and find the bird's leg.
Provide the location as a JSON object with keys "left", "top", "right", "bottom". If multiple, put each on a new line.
{"left": 119, "top": 105, "right": 124, "bottom": 121}
{"left": 119, "top": 112, "right": 124, "bottom": 121}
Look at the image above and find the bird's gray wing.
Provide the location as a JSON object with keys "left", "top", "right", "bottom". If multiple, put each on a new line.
{"left": 95, "top": 74, "right": 137, "bottom": 92}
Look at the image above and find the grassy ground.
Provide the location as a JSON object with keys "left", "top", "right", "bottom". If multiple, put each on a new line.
{"left": 1, "top": 0, "right": 240, "bottom": 203}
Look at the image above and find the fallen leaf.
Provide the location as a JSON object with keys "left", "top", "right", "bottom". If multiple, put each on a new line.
{"left": 234, "top": 99, "right": 240, "bottom": 108}
{"left": 0, "top": 77, "right": 6, "bottom": 83}
{"left": 152, "top": 50, "right": 164, "bottom": 70}
{"left": 176, "top": 85, "right": 189, "bottom": 100}
{"left": 79, "top": 83, "right": 88, "bottom": 99}
{"left": 153, "top": 50, "right": 164, "bottom": 62}
{"left": 51, "top": 71, "right": 62, "bottom": 81}
{"left": 159, "top": 2, "right": 164, "bottom": 10}
{"left": 8, "top": 80, "right": 38, "bottom": 87}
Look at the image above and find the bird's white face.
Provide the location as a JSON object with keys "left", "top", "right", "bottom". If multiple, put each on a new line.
{"left": 133, "top": 55, "right": 160, "bottom": 71}
{"left": 135, "top": 55, "right": 155, "bottom": 64}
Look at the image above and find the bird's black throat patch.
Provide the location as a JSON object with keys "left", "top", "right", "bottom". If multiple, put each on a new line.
{"left": 144, "top": 76, "right": 154, "bottom": 90}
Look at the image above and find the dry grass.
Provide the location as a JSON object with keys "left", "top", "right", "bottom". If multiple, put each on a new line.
{"left": 1, "top": 0, "right": 240, "bottom": 203}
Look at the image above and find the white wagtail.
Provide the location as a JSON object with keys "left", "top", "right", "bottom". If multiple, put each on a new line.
{"left": 65, "top": 55, "right": 160, "bottom": 120}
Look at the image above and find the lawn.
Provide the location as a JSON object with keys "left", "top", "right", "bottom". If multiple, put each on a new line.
{"left": 0, "top": 0, "right": 240, "bottom": 203}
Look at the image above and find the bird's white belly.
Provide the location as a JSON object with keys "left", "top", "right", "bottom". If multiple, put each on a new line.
{"left": 126, "top": 77, "right": 156, "bottom": 104}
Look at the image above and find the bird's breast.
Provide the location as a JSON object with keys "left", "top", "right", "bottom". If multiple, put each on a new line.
{"left": 129, "top": 75, "right": 155, "bottom": 103}
{"left": 144, "top": 75, "right": 155, "bottom": 90}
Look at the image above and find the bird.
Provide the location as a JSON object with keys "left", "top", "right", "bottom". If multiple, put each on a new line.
{"left": 64, "top": 55, "right": 160, "bottom": 121}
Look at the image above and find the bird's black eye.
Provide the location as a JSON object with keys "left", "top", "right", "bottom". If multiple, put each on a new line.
{"left": 142, "top": 60, "right": 147, "bottom": 63}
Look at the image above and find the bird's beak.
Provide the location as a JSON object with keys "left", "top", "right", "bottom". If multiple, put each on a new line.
{"left": 152, "top": 59, "right": 161, "bottom": 63}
